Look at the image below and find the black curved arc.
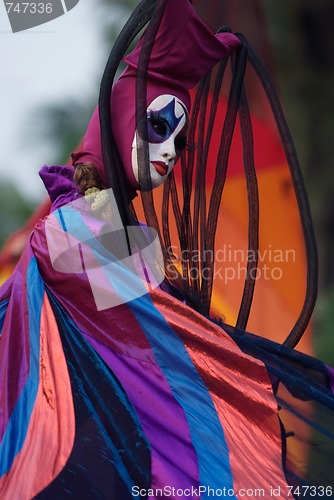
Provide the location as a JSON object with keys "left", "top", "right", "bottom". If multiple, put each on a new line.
{"left": 98, "top": 0, "right": 157, "bottom": 226}
{"left": 235, "top": 76, "right": 260, "bottom": 331}
{"left": 241, "top": 34, "right": 318, "bottom": 348}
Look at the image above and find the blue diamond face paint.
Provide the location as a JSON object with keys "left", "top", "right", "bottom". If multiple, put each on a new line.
{"left": 132, "top": 95, "right": 189, "bottom": 191}
{"left": 147, "top": 98, "right": 184, "bottom": 143}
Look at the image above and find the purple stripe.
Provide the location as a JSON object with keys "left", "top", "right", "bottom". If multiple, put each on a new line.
{"left": 83, "top": 331, "right": 200, "bottom": 493}
{"left": 326, "top": 365, "right": 334, "bottom": 394}
{"left": 0, "top": 250, "right": 34, "bottom": 442}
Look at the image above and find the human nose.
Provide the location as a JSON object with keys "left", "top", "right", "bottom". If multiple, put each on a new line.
{"left": 158, "top": 137, "right": 176, "bottom": 162}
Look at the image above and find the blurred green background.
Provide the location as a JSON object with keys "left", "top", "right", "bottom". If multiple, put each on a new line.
{"left": 264, "top": 0, "right": 334, "bottom": 365}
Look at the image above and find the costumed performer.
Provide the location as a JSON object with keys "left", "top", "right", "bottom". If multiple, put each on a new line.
{"left": 0, "top": 0, "right": 333, "bottom": 499}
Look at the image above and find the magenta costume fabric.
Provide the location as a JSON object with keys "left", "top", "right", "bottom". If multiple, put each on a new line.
{"left": 0, "top": 165, "right": 333, "bottom": 499}
{"left": 72, "top": 0, "right": 240, "bottom": 189}
{"left": 1, "top": 1, "right": 334, "bottom": 498}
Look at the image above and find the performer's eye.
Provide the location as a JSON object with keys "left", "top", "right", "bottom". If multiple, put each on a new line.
{"left": 149, "top": 116, "right": 168, "bottom": 138}
{"left": 175, "top": 136, "right": 187, "bottom": 152}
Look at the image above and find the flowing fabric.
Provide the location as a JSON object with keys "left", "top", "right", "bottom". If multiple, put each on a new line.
{"left": 0, "top": 167, "right": 333, "bottom": 499}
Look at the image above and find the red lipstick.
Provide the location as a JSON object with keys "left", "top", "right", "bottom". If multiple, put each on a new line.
{"left": 151, "top": 161, "right": 168, "bottom": 176}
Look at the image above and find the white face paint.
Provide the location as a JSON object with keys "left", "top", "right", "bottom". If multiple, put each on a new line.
{"left": 132, "top": 94, "right": 189, "bottom": 190}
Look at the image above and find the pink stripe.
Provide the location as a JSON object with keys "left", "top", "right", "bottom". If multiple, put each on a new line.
{"left": 151, "top": 288, "right": 290, "bottom": 496}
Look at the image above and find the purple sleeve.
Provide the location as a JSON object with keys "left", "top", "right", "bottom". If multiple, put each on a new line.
{"left": 39, "top": 165, "right": 82, "bottom": 211}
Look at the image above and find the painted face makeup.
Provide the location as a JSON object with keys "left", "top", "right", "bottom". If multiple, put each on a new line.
{"left": 132, "top": 94, "right": 189, "bottom": 190}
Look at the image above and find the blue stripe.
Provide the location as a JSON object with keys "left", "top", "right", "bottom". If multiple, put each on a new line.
{"left": 128, "top": 295, "right": 236, "bottom": 497}
{"left": 58, "top": 207, "right": 68, "bottom": 232}
{"left": 0, "top": 298, "right": 9, "bottom": 334}
{"left": 55, "top": 207, "right": 149, "bottom": 304}
{"left": 0, "top": 257, "right": 44, "bottom": 476}
{"left": 57, "top": 207, "right": 236, "bottom": 496}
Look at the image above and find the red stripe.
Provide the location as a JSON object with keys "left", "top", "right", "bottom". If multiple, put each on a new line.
{"left": 151, "top": 287, "right": 289, "bottom": 496}
{"left": 0, "top": 294, "right": 75, "bottom": 499}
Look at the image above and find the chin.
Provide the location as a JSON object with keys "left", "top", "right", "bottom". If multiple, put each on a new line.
{"left": 135, "top": 167, "right": 167, "bottom": 191}
{"left": 149, "top": 166, "right": 168, "bottom": 189}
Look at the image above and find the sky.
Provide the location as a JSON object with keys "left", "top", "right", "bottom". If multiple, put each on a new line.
{"left": 0, "top": 0, "right": 110, "bottom": 201}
